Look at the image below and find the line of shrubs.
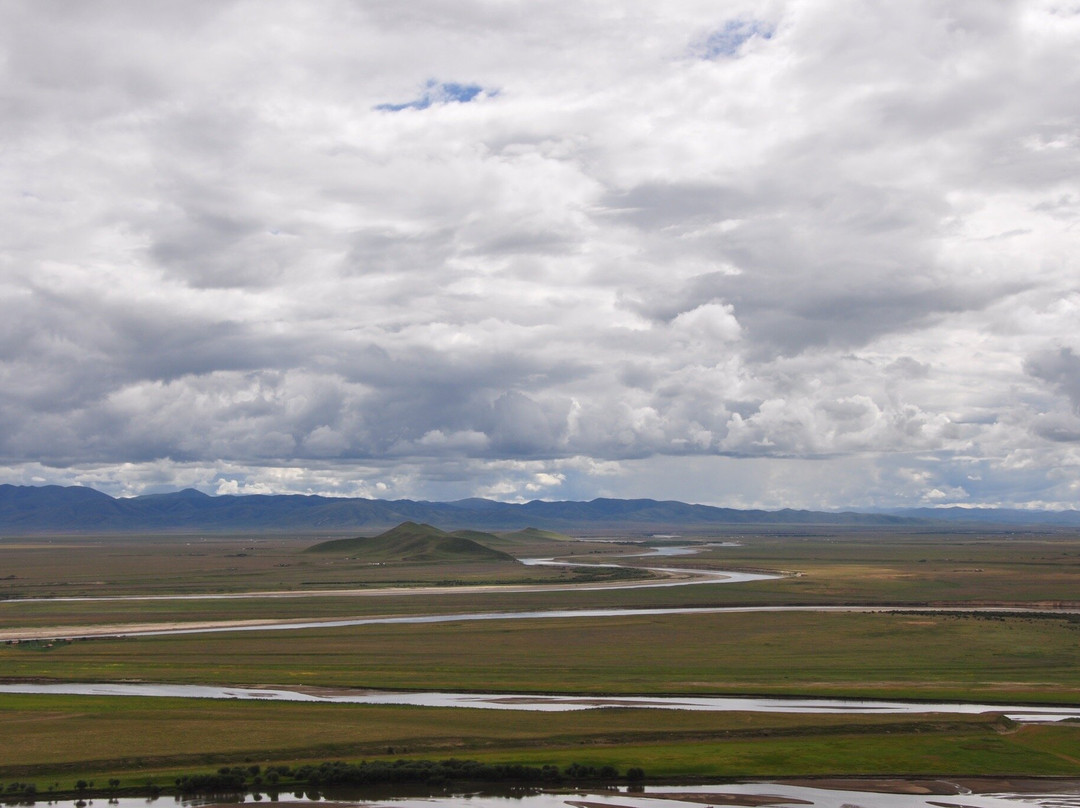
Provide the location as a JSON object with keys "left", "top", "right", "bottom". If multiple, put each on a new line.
{"left": 1, "top": 784, "right": 36, "bottom": 797}
{"left": 174, "top": 760, "right": 646, "bottom": 794}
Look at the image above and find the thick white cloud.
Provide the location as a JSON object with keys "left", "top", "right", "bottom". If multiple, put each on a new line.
{"left": 1, "top": 0, "right": 1078, "bottom": 507}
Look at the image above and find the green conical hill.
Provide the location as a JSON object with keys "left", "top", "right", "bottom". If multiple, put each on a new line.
{"left": 304, "top": 521, "right": 515, "bottom": 562}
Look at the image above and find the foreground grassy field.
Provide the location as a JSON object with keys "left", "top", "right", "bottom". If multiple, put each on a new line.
{"left": 1, "top": 528, "right": 1078, "bottom": 787}
{"left": 0, "top": 693, "right": 1077, "bottom": 785}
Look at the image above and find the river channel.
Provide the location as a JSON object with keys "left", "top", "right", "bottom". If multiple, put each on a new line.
{"left": 2, "top": 682, "right": 1078, "bottom": 723}
{"left": 15, "top": 781, "right": 1080, "bottom": 808}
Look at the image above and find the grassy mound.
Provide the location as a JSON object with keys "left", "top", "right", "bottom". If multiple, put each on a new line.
{"left": 304, "top": 521, "right": 516, "bottom": 563}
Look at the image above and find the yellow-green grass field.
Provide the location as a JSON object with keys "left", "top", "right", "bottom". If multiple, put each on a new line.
{"left": 671, "top": 532, "right": 1080, "bottom": 605}
{"left": 3, "top": 611, "right": 1079, "bottom": 703}
{"left": 0, "top": 534, "right": 633, "bottom": 599}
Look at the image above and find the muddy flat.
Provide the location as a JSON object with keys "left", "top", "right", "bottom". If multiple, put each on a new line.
{"left": 785, "top": 777, "right": 944, "bottom": 794}
{"left": 634, "top": 793, "right": 812, "bottom": 806}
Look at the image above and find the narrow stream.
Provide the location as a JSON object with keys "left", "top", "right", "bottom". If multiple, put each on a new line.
{"left": 2, "top": 682, "right": 1078, "bottom": 723}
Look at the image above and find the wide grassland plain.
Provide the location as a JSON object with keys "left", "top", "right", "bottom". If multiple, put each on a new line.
{"left": 1, "top": 526, "right": 1079, "bottom": 789}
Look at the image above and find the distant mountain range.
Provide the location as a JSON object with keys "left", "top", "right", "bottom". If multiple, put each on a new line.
{"left": 884, "top": 506, "right": 1080, "bottom": 527}
{"left": 0, "top": 484, "right": 1076, "bottom": 533}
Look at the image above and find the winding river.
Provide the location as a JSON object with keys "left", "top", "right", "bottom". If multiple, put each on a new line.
{"left": 0, "top": 545, "right": 786, "bottom": 640}
{"left": 0, "top": 551, "right": 776, "bottom": 606}
{"left": 1, "top": 545, "right": 1077, "bottom": 642}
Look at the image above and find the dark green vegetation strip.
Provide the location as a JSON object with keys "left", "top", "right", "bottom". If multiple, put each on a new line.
{"left": 172, "top": 759, "right": 635, "bottom": 794}
{"left": 5, "top": 760, "right": 639, "bottom": 801}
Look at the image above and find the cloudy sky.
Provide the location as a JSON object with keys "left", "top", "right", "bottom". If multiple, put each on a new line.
{"left": 2, "top": 1, "right": 1079, "bottom": 508}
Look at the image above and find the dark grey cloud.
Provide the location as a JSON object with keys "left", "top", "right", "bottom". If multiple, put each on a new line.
{"left": 600, "top": 182, "right": 750, "bottom": 231}
{"left": 1031, "top": 415, "right": 1080, "bottom": 443}
{"left": 1025, "top": 348, "right": 1080, "bottom": 412}
{"left": 611, "top": 175, "right": 1026, "bottom": 356}
{"left": 1, "top": 0, "right": 1078, "bottom": 506}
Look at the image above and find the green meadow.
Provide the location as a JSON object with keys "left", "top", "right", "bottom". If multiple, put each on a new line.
{"left": 3, "top": 610, "right": 1079, "bottom": 702}
{"left": 1, "top": 526, "right": 1079, "bottom": 788}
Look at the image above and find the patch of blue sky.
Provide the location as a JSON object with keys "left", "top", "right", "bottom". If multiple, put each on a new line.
{"left": 375, "top": 80, "right": 492, "bottom": 112}
{"left": 697, "top": 19, "right": 773, "bottom": 59}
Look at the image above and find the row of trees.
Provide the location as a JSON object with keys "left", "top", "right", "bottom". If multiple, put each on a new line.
{"left": 174, "top": 759, "right": 646, "bottom": 794}
{"left": 4, "top": 760, "right": 647, "bottom": 802}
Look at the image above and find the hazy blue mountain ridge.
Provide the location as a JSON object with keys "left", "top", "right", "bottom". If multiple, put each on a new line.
{"left": 885, "top": 506, "right": 1080, "bottom": 526}
{"left": 2, "top": 484, "right": 1070, "bottom": 533}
